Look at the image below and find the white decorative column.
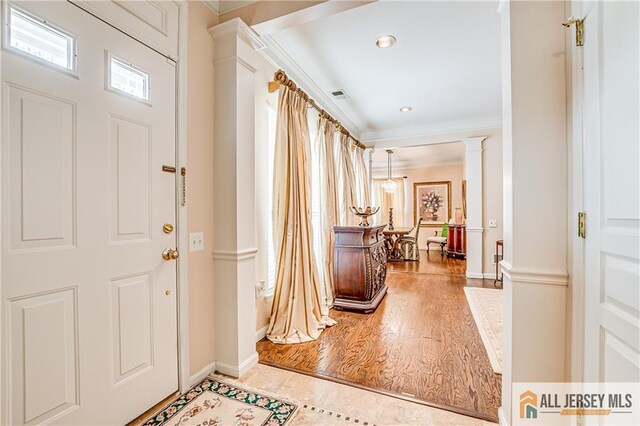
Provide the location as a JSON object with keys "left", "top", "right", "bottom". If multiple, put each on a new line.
{"left": 463, "top": 137, "right": 485, "bottom": 279}
{"left": 209, "top": 19, "right": 264, "bottom": 377}
{"left": 498, "top": 1, "right": 568, "bottom": 424}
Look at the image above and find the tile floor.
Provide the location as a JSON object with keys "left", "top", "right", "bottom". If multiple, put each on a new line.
{"left": 229, "top": 363, "right": 498, "bottom": 425}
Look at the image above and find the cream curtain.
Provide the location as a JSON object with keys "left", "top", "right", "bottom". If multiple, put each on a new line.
{"left": 267, "top": 85, "right": 335, "bottom": 344}
{"left": 351, "top": 142, "right": 371, "bottom": 208}
{"left": 315, "top": 116, "right": 339, "bottom": 309}
{"left": 336, "top": 133, "right": 358, "bottom": 226}
{"left": 372, "top": 178, "right": 405, "bottom": 227}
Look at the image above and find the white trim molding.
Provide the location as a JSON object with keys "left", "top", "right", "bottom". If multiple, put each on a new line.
{"left": 466, "top": 272, "right": 485, "bottom": 279}
{"left": 483, "top": 272, "right": 498, "bottom": 280}
{"left": 212, "top": 248, "right": 259, "bottom": 261}
{"left": 209, "top": 18, "right": 266, "bottom": 51}
{"left": 176, "top": 0, "right": 191, "bottom": 394}
{"left": 466, "top": 226, "right": 484, "bottom": 233}
{"left": 500, "top": 261, "right": 569, "bottom": 286}
{"left": 256, "top": 324, "right": 268, "bottom": 342}
{"left": 189, "top": 361, "right": 216, "bottom": 387}
{"left": 216, "top": 352, "right": 259, "bottom": 378}
{"left": 203, "top": 1, "right": 261, "bottom": 16}
{"left": 371, "top": 160, "right": 464, "bottom": 173}
{"left": 498, "top": 407, "right": 508, "bottom": 426}
{"left": 362, "top": 116, "right": 502, "bottom": 143}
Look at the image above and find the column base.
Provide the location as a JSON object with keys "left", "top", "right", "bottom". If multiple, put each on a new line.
{"left": 216, "top": 352, "right": 259, "bottom": 378}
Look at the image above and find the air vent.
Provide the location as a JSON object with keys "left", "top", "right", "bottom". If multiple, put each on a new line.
{"left": 331, "top": 89, "right": 349, "bottom": 100}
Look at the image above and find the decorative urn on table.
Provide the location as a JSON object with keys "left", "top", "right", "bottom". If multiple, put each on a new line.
{"left": 349, "top": 206, "right": 380, "bottom": 227}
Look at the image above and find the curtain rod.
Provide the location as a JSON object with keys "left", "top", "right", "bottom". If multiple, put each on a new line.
{"left": 268, "top": 69, "right": 366, "bottom": 150}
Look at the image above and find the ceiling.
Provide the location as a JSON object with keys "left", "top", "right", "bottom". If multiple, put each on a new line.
{"left": 265, "top": 1, "right": 502, "bottom": 142}
{"left": 371, "top": 142, "right": 464, "bottom": 171}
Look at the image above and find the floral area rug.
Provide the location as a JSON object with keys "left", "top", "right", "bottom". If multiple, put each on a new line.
{"left": 141, "top": 378, "right": 297, "bottom": 426}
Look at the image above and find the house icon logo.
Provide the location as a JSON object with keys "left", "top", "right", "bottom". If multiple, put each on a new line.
{"left": 520, "top": 390, "right": 538, "bottom": 419}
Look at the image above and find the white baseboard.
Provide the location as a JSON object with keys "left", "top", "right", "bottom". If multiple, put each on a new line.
{"left": 216, "top": 352, "right": 259, "bottom": 378}
{"left": 256, "top": 324, "right": 268, "bottom": 342}
{"left": 466, "top": 271, "right": 484, "bottom": 279}
{"left": 483, "top": 272, "right": 497, "bottom": 280}
{"left": 498, "top": 406, "right": 508, "bottom": 425}
{"left": 189, "top": 361, "right": 216, "bottom": 386}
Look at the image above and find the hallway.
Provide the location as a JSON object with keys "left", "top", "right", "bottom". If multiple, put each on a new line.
{"left": 257, "top": 252, "right": 501, "bottom": 422}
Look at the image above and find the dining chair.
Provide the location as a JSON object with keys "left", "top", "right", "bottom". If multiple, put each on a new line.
{"left": 397, "top": 217, "right": 423, "bottom": 261}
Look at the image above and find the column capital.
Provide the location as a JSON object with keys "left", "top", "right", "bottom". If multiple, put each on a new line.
{"left": 209, "top": 18, "right": 266, "bottom": 50}
{"left": 463, "top": 136, "right": 487, "bottom": 151}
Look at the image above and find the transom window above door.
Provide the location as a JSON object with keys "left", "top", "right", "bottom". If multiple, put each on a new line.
{"left": 4, "top": 5, "right": 77, "bottom": 73}
{"left": 106, "top": 53, "right": 150, "bottom": 102}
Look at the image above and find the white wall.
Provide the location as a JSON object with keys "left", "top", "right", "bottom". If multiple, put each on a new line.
{"left": 499, "top": 1, "right": 568, "bottom": 423}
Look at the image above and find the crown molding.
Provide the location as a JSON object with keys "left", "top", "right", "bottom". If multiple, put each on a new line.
{"left": 209, "top": 18, "right": 266, "bottom": 51}
{"left": 203, "top": 0, "right": 261, "bottom": 15}
{"left": 202, "top": 0, "right": 220, "bottom": 15}
{"left": 259, "top": 34, "right": 364, "bottom": 139}
{"left": 362, "top": 116, "right": 502, "bottom": 145}
{"left": 371, "top": 160, "right": 463, "bottom": 173}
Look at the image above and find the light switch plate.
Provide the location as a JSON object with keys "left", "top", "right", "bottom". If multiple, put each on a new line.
{"left": 489, "top": 219, "right": 498, "bottom": 228}
{"left": 189, "top": 232, "right": 204, "bottom": 252}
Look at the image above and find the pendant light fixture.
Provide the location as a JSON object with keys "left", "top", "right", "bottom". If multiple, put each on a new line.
{"left": 381, "top": 149, "right": 398, "bottom": 193}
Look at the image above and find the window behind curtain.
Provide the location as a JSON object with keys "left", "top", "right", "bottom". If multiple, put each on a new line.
{"left": 266, "top": 106, "right": 277, "bottom": 292}
{"left": 308, "top": 113, "right": 323, "bottom": 284}
{"left": 267, "top": 106, "right": 324, "bottom": 289}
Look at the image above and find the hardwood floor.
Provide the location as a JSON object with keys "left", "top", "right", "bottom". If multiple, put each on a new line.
{"left": 257, "top": 251, "right": 502, "bottom": 422}
{"left": 388, "top": 249, "right": 467, "bottom": 275}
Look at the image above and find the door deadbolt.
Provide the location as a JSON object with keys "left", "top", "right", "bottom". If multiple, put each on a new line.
{"left": 162, "top": 248, "right": 179, "bottom": 261}
{"left": 163, "top": 223, "right": 174, "bottom": 234}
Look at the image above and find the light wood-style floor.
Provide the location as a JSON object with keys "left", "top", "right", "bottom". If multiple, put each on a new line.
{"left": 257, "top": 251, "right": 502, "bottom": 422}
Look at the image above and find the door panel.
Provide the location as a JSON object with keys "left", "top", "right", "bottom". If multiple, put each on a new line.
{"left": 6, "top": 84, "right": 76, "bottom": 251}
{"left": 111, "top": 273, "right": 153, "bottom": 384}
{"left": 582, "top": 0, "right": 640, "bottom": 386}
{"left": 1, "top": 1, "right": 178, "bottom": 424}
{"left": 110, "top": 116, "right": 152, "bottom": 242}
{"left": 8, "top": 289, "right": 79, "bottom": 425}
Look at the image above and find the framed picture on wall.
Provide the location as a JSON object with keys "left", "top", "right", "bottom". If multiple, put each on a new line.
{"left": 414, "top": 181, "right": 452, "bottom": 226}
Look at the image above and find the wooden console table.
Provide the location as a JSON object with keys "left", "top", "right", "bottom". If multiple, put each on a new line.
{"left": 333, "top": 225, "right": 388, "bottom": 313}
{"left": 446, "top": 224, "right": 466, "bottom": 259}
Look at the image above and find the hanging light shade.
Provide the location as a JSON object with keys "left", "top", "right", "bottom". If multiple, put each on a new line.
{"left": 382, "top": 149, "right": 398, "bottom": 193}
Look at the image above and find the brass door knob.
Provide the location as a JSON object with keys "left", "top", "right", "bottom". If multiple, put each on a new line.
{"left": 162, "top": 248, "right": 180, "bottom": 261}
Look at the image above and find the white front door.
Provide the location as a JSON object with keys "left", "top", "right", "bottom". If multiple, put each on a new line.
{"left": 580, "top": 0, "right": 640, "bottom": 387}
{"left": 1, "top": 1, "right": 179, "bottom": 424}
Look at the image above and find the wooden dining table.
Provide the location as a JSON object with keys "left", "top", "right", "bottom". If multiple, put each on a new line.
{"left": 382, "top": 227, "right": 413, "bottom": 261}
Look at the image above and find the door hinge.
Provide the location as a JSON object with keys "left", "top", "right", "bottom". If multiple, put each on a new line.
{"left": 578, "top": 212, "right": 586, "bottom": 238}
{"left": 562, "top": 17, "right": 584, "bottom": 47}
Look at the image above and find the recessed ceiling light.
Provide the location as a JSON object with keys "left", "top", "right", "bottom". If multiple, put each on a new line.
{"left": 375, "top": 35, "right": 396, "bottom": 48}
{"left": 400, "top": 106, "right": 413, "bottom": 112}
